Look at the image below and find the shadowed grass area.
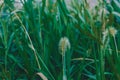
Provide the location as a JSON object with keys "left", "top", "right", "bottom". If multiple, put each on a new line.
{"left": 0, "top": 0, "right": 120, "bottom": 80}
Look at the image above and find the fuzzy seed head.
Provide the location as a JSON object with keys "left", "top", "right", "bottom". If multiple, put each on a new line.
{"left": 109, "top": 27, "right": 117, "bottom": 37}
{"left": 59, "top": 37, "right": 71, "bottom": 55}
{"left": 102, "top": 29, "right": 109, "bottom": 44}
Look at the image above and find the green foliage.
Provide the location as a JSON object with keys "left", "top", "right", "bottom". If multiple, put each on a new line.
{"left": 0, "top": 0, "right": 120, "bottom": 80}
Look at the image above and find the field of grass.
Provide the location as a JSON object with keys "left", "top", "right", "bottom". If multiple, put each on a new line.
{"left": 0, "top": 0, "right": 120, "bottom": 80}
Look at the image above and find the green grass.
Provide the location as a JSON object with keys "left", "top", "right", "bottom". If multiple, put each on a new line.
{"left": 0, "top": 0, "right": 120, "bottom": 80}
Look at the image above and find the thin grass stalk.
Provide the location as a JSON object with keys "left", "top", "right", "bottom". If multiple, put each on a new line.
{"left": 8, "top": 7, "right": 55, "bottom": 80}
{"left": 8, "top": 6, "right": 41, "bottom": 70}
{"left": 37, "top": 52, "right": 55, "bottom": 80}
{"left": 99, "top": 29, "right": 109, "bottom": 80}
{"left": 93, "top": 42, "right": 100, "bottom": 80}
{"left": 99, "top": 32, "right": 107, "bottom": 80}
{"left": 37, "top": 3, "right": 55, "bottom": 80}
{"left": 100, "top": 3, "right": 106, "bottom": 79}
{"left": 100, "top": 33, "right": 105, "bottom": 80}
{"left": 62, "top": 52, "right": 67, "bottom": 80}
{"left": 4, "top": 33, "right": 7, "bottom": 71}
{"left": 15, "top": 12, "right": 55, "bottom": 80}
{"left": 113, "top": 36, "right": 118, "bottom": 57}
{"left": 59, "top": 37, "right": 70, "bottom": 80}
{"left": 15, "top": 14, "right": 41, "bottom": 70}
{"left": 100, "top": 46, "right": 105, "bottom": 80}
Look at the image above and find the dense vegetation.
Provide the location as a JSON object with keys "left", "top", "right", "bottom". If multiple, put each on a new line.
{"left": 0, "top": 0, "right": 120, "bottom": 80}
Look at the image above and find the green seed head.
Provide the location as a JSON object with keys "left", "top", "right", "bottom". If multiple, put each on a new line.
{"left": 109, "top": 27, "right": 117, "bottom": 37}
{"left": 59, "top": 37, "right": 71, "bottom": 55}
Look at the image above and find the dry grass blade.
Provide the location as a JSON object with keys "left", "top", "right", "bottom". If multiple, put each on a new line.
{"left": 72, "top": 58, "right": 96, "bottom": 62}
{"left": 36, "top": 72, "right": 48, "bottom": 80}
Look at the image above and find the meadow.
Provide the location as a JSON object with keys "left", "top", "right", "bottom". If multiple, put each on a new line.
{"left": 0, "top": 0, "right": 120, "bottom": 80}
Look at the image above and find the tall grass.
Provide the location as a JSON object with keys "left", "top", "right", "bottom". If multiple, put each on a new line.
{"left": 0, "top": 0, "right": 120, "bottom": 80}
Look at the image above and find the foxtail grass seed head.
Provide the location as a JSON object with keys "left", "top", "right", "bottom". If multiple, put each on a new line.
{"left": 109, "top": 27, "right": 117, "bottom": 37}
{"left": 59, "top": 37, "right": 71, "bottom": 55}
{"left": 102, "top": 29, "right": 109, "bottom": 44}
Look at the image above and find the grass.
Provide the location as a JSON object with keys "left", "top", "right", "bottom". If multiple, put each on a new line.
{"left": 0, "top": 0, "right": 120, "bottom": 80}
